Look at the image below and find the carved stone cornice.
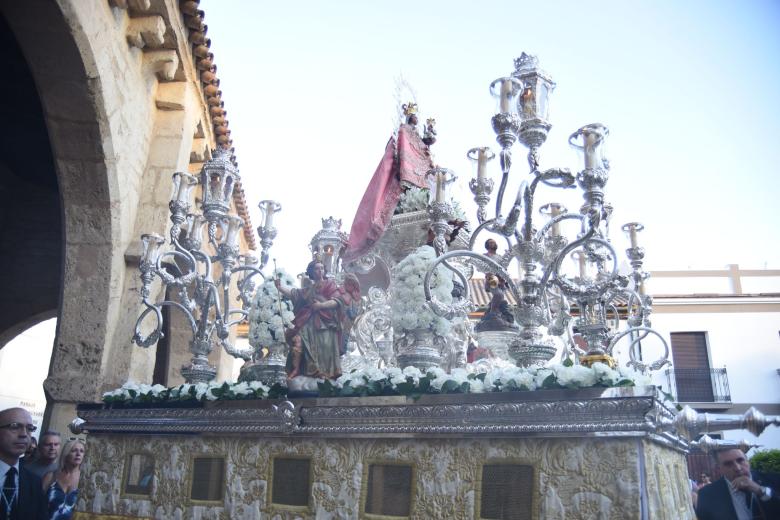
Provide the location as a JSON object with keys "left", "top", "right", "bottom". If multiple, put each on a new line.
{"left": 107, "top": 0, "right": 256, "bottom": 249}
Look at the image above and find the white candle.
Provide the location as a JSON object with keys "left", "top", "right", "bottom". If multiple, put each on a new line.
{"left": 264, "top": 202, "right": 275, "bottom": 228}
{"left": 500, "top": 79, "right": 512, "bottom": 113}
{"left": 572, "top": 252, "right": 587, "bottom": 279}
{"left": 584, "top": 131, "right": 598, "bottom": 169}
{"left": 628, "top": 225, "right": 638, "bottom": 248}
{"left": 435, "top": 172, "right": 444, "bottom": 202}
{"left": 550, "top": 203, "right": 562, "bottom": 237}
{"left": 477, "top": 148, "right": 487, "bottom": 180}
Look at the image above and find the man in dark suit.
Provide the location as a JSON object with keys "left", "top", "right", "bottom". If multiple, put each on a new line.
{"left": 0, "top": 407, "right": 48, "bottom": 520}
{"left": 696, "top": 447, "right": 780, "bottom": 520}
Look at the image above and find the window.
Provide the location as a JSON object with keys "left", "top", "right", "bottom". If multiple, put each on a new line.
{"left": 271, "top": 457, "right": 311, "bottom": 507}
{"left": 190, "top": 457, "right": 225, "bottom": 502}
{"left": 123, "top": 453, "right": 154, "bottom": 496}
{"left": 364, "top": 464, "right": 413, "bottom": 517}
{"left": 669, "top": 332, "right": 731, "bottom": 402}
{"left": 479, "top": 464, "right": 533, "bottom": 520}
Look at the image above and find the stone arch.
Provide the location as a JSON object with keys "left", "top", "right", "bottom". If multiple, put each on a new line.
{"left": 0, "top": 9, "right": 62, "bottom": 351}
{"left": 1, "top": 0, "right": 248, "bottom": 430}
{"left": 0, "top": 1, "right": 119, "bottom": 426}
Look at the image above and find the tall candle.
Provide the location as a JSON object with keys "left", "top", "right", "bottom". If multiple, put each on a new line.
{"left": 435, "top": 172, "right": 444, "bottom": 202}
{"left": 573, "top": 252, "right": 587, "bottom": 279}
{"left": 477, "top": 148, "right": 487, "bottom": 180}
{"left": 500, "top": 79, "right": 512, "bottom": 113}
{"left": 550, "top": 203, "right": 562, "bottom": 237}
{"left": 584, "top": 131, "right": 598, "bottom": 169}
{"left": 264, "top": 202, "right": 275, "bottom": 228}
{"left": 628, "top": 225, "right": 638, "bottom": 248}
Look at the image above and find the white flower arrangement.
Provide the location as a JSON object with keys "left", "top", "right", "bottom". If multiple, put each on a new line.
{"left": 318, "top": 361, "right": 652, "bottom": 397}
{"left": 391, "top": 245, "right": 453, "bottom": 336}
{"left": 395, "top": 186, "right": 430, "bottom": 214}
{"left": 394, "top": 187, "right": 467, "bottom": 221}
{"left": 102, "top": 379, "right": 274, "bottom": 405}
{"left": 248, "top": 269, "right": 296, "bottom": 349}
{"left": 102, "top": 364, "right": 652, "bottom": 405}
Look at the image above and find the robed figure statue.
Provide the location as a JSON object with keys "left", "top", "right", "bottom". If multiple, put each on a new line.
{"left": 275, "top": 260, "right": 360, "bottom": 380}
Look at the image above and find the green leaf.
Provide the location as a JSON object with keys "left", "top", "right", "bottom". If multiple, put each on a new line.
{"left": 440, "top": 380, "right": 461, "bottom": 393}
{"left": 366, "top": 380, "right": 382, "bottom": 396}
{"left": 395, "top": 382, "right": 415, "bottom": 395}
{"left": 316, "top": 381, "right": 335, "bottom": 397}
{"left": 268, "top": 383, "right": 287, "bottom": 399}
{"left": 562, "top": 357, "right": 574, "bottom": 367}
{"left": 541, "top": 374, "right": 559, "bottom": 389}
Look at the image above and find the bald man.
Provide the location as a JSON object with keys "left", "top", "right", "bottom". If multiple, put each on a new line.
{"left": 0, "top": 407, "right": 47, "bottom": 520}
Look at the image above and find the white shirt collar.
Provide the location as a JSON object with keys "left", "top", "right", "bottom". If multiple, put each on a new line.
{"left": 0, "top": 459, "right": 19, "bottom": 477}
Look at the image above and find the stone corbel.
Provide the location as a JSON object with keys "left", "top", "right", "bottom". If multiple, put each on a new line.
{"left": 124, "top": 239, "right": 143, "bottom": 267}
{"left": 143, "top": 49, "right": 179, "bottom": 81}
{"left": 127, "top": 0, "right": 152, "bottom": 11}
{"left": 155, "top": 82, "right": 187, "bottom": 111}
{"left": 126, "top": 15, "right": 166, "bottom": 49}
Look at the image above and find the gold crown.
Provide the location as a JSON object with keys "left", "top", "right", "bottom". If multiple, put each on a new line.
{"left": 402, "top": 102, "right": 418, "bottom": 116}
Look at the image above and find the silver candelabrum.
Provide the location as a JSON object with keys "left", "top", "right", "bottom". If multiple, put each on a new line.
{"left": 424, "top": 52, "right": 669, "bottom": 372}
{"left": 132, "top": 148, "right": 281, "bottom": 383}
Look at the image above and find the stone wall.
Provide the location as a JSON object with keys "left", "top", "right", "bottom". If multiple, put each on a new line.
{"left": 0, "top": 0, "right": 253, "bottom": 434}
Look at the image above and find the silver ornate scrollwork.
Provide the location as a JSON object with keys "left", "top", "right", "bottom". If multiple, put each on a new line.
{"left": 132, "top": 149, "right": 275, "bottom": 383}
{"left": 344, "top": 286, "right": 394, "bottom": 371}
{"left": 413, "top": 54, "right": 669, "bottom": 373}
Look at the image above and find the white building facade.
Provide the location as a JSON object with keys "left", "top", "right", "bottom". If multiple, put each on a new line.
{"left": 647, "top": 265, "right": 780, "bottom": 453}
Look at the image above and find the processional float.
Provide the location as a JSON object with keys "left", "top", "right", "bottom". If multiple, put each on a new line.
{"left": 67, "top": 53, "right": 780, "bottom": 519}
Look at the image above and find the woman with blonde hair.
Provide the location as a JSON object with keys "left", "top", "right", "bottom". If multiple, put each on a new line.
{"left": 42, "top": 439, "right": 84, "bottom": 520}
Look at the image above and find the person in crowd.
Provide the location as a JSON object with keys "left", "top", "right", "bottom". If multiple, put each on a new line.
{"left": 0, "top": 407, "right": 48, "bottom": 519}
{"left": 696, "top": 447, "right": 780, "bottom": 519}
{"left": 25, "top": 432, "right": 60, "bottom": 479}
{"left": 22, "top": 437, "right": 37, "bottom": 461}
{"left": 698, "top": 473, "right": 712, "bottom": 490}
{"left": 484, "top": 238, "right": 499, "bottom": 258}
{"left": 42, "top": 439, "right": 84, "bottom": 520}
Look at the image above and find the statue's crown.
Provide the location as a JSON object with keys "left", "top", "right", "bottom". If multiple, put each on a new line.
{"left": 402, "top": 102, "right": 418, "bottom": 116}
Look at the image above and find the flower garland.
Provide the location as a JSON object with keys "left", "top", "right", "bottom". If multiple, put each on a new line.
{"left": 102, "top": 380, "right": 286, "bottom": 406}
{"left": 247, "top": 269, "right": 296, "bottom": 349}
{"left": 317, "top": 362, "right": 652, "bottom": 398}
{"left": 102, "top": 363, "right": 652, "bottom": 405}
{"left": 391, "top": 245, "right": 453, "bottom": 336}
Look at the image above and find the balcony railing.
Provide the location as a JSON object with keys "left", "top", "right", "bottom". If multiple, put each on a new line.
{"left": 665, "top": 368, "right": 731, "bottom": 403}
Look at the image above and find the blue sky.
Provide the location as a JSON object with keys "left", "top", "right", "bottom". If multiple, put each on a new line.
{"left": 201, "top": 0, "right": 780, "bottom": 272}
